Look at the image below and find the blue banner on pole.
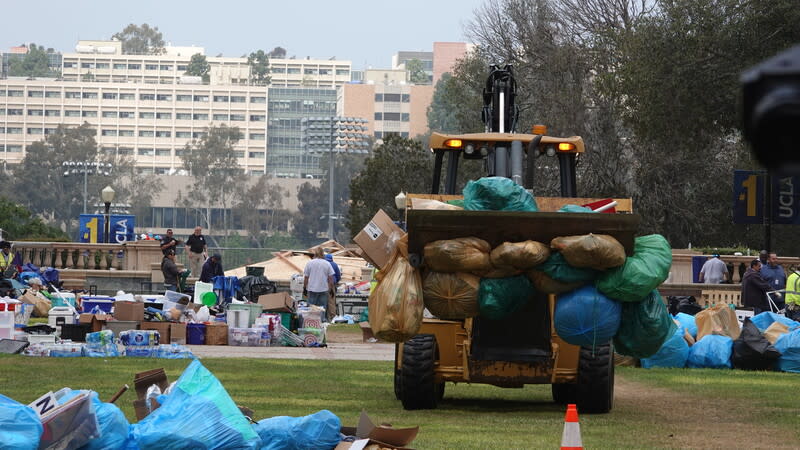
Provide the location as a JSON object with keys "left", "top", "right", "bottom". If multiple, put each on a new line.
{"left": 733, "top": 170, "right": 800, "bottom": 225}
{"left": 732, "top": 170, "right": 764, "bottom": 224}
{"left": 109, "top": 215, "right": 136, "bottom": 243}
{"left": 78, "top": 214, "right": 105, "bottom": 243}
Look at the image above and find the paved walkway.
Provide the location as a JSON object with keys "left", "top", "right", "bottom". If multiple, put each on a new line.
{"left": 188, "top": 343, "right": 394, "bottom": 360}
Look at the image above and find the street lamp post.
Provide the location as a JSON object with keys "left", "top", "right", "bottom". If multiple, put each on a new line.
{"left": 62, "top": 161, "right": 113, "bottom": 214}
{"left": 301, "top": 117, "right": 371, "bottom": 241}
{"left": 101, "top": 186, "right": 115, "bottom": 243}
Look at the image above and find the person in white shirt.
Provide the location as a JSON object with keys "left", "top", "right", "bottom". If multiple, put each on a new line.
{"left": 699, "top": 253, "right": 728, "bottom": 284}
{"left": 303, "top": 247, "right": 334, "bottom": 321}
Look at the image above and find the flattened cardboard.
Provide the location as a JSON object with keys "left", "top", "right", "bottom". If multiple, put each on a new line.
{"left": 258, "top": 292, "right": 294, "bottom": 313}
{"left": 353, "top": 209, "right": 404, "bottom": 270}
{"left": 141, "top": 321, "right": 171, "bottom": 344}
{"left": 133, "top": 368, "right": 169, "bottom": 400}
{"left": 114, "top": 301, "right": 144, "bottom": 322}
{"left": 338, "top": 411, "right": 418, "bottom": 449}
{"left": 79, "top": 313, "right": 111, "bottom": 333}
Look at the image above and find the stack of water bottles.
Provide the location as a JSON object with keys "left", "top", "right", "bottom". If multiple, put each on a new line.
{"left": 120, "top": 330, "right": 160, "bottom": 357}
{"left": 85, "top": 330, "right": 119, "bottom": 357}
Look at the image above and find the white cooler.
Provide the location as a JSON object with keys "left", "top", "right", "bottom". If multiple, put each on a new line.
{"left": 48, "top": 306, "right": 76, "bottom": 333}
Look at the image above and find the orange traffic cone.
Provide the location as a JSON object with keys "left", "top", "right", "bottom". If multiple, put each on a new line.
{"left": 560, "top": 403, "right": 583, "bottom": 450}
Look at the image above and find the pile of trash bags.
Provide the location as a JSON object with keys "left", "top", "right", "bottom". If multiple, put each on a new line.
{"left": 0, "top": 360, "right": 344, "bottom": 449}
{"left": 640, "top": 307, "right": 800, "bottom": 372}
{"left": 368, "top": 176, "right": 676, "bottom": 359}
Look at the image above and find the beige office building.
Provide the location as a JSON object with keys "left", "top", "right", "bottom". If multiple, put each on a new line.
{"left": 61, "top": 40, "right": 352, "bottom": 88}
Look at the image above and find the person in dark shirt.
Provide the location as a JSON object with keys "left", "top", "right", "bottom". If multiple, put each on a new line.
{"left": 325, "top": 254, "right": 341, "bottom": 284}
{"left": 741, "top": 259, "right": 773, "bottom": 314}
{"left": 184, "top": 226, "right": 207, "bottom": 277}
{"left": 161, "top": 249, "right": 181, "bottom": 291}
{"left": 159, "top": 229, "right": 180, "bottom": 256}
{"left": 200, "top": 253, "right": 224, "bottom": 283}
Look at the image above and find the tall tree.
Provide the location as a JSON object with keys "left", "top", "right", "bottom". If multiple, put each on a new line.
{"left": 247, "top": 50, "right": 271, "bottom": 85}
{"left": 347, "top": 135, "right": 433, "bottom": 238}
{"left": 292, "top": 182, "right": 327, "bottom": 245}
{"left": 7, "top": 43, "right": 59, "bottom": 78}
{"left": 9, "top": 123, "right": 159, "bottom": 237}
{"left": 112, "top": 23, "right": 165, "bottom": 55}
{"left": 180, "top": 125, "right": 243, "bottom": 241}
{"left": 0, "top": 196, "right": 68, "bottom": 241}
{"left": 406, "top": 59, "right": 429, "bottom": 84}
{"left": 268, "top": 46, "right": 287, "bottom": 59}
{"left": 234, "top": 175, "right": 289, "bottom": 246}
{"left": 293, "top": 152, "right": 368, "bottom": 244}
{"left": 185, "top": 53, "right": 210, "bottom": 83}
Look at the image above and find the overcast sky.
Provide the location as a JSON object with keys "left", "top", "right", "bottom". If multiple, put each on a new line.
{"left": 1, "top": 0, "right": 486, "bottom": 69}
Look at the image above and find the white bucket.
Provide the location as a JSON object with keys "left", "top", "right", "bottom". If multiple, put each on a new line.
{"left": 227, "top": 309, "right": 249, "bottom": 329}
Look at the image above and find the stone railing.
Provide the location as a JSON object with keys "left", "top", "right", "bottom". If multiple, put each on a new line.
{"left": 10, "top": 240, "right": 164, "bottom": 272}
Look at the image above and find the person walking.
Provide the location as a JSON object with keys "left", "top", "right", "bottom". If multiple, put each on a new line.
{"left": 304, "top": 247, "right": 334, "bottom": 321}
{"left": 698, "top": 253, "right": 728, "bottom": 284}
{"left": 161, "top": 249, "right": 181, "bottom": 292}
{"left": 785, "top": 265, "right": 800, "bottom": 322}
{"left": 760, "top": 252, "right": 787, "bottom": 309}
{"left": 184, "top": 227, "right": 207, "bottom": 277}
{"left": 741, "top": 259, "right": 773, "bottom": 315}
{"left": 200, "top": 253, "right": 224, "bottom": 283}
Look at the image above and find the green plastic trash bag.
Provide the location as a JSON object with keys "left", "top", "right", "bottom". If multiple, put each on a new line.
{"left": 539, "top": 252, "right": 600, "bottom": 284}
{"left": 596, "top": 234, "right": 672, "bottom": 302}
{"left": 129, "top": 359, "right": 262, "bottom": 449}
{"left": 463, "top": 177, "right": 539, "bottom": 211}
{"left": 446, "top": 199, "right": 465, "bottom": 208}
{"left": 478, "top": 275, "right": 533, "bottom": 320}
{"left": 614, "top": 290, "right": 677, "bottom": 358}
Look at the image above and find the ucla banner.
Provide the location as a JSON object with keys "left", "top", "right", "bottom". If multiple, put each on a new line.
{"left": 79, "top": 214, "right": 105, "bottom": 243}
{"left": 109, "top": 215, "right": 136, "bottom": 243}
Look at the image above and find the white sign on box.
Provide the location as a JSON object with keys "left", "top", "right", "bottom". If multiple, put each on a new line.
{"left": 363, "top": 221, "right": 382, "bottom": 240}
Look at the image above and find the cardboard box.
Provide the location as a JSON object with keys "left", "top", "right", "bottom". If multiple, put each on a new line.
{"left": 205, "top": 323, "right": 228, "bottom": 345}
{"left": 258, "top": 292, "right": 294, "bottom": 313}
{"left": 359, "top": 322, "right": 375, "bottom": 343}
{"left": 141, "top": 322, "right": 171, "bottom": 344}
{"left": 114, "top": 301, "right": 144, "bottom": 322}
{"left": 353, "top": 209, "right": 404, "bottom": 269}
{"left": 170, "top": 323, "right": 186, "bottom": 345}
{"left": 337, "top": 411, "right": 418, "bottom": 450}
{"left": 78, "top": 313, "right": 111, "bottom": 333}
{"left": 132, "top": 368, "right": 169, "bottom": 421}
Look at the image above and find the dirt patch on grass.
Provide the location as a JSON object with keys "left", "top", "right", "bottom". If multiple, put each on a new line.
{"left": 616, "top": 375, "right": 799, "bottom": 448}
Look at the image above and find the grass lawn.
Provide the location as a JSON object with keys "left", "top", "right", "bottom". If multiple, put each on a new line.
{"left": 1, "top": 355, "right": 798, "bottom": 448}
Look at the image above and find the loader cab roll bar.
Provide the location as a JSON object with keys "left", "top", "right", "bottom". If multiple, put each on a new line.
{"left": 428, "top": 132, "right": 583, "bottom": 197}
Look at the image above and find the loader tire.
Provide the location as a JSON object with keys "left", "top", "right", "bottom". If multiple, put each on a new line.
{"left": 400, "top": 334, "right": 440, "bottom": 410}
{"left": 575, "top": 343, "right": 614, "bottom": 414}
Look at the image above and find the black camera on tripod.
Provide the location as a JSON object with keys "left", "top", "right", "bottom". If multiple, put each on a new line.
{"left": 742, "top": 45, "right": 800, "bottom": 172}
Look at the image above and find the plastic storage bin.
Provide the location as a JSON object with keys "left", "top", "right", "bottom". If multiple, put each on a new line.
{"left": 187, "top": 323, "right": 206, "bottom": 345}
{"left": 228, "top": 327, "right": 264, "bottom": 346}
{"left": 164, "top": 290, "right": 191, "bottom": 304}
{"left": 227, "top": 303, "right": 263, "bottom": 328}
{"left": 26, "top": 334, "right": 57, "bottom": 345}
{"left": 0, "top": 311, "right": 14, "bottom": 340}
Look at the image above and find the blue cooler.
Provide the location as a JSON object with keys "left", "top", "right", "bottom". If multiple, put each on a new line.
{"left": 81, "top": 296, "right": 115, "bottom": 314}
